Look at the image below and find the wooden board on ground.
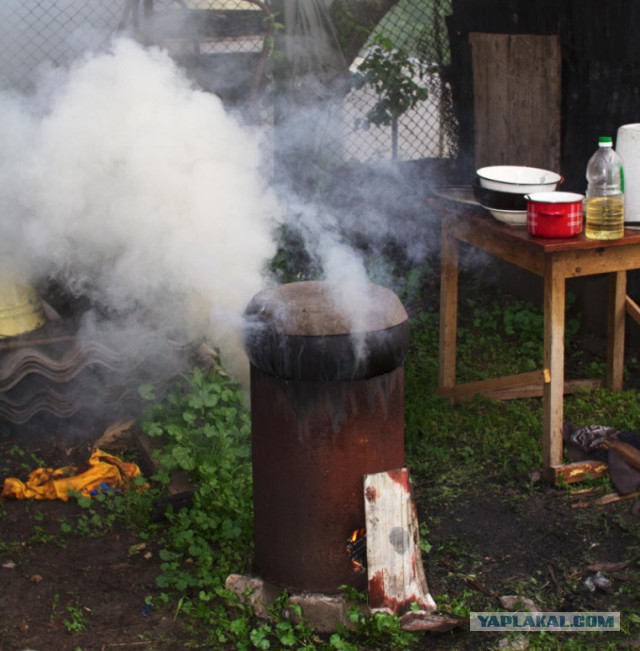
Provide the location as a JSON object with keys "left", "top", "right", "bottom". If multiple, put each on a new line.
{"left": 363, "top": 468, "right": 436, "bottom": 615}
{"left": 551, "top": 459, "right": 609, "bottom": 484}
{"left": 135, "top": 430, "right": 194, "bottom": 497}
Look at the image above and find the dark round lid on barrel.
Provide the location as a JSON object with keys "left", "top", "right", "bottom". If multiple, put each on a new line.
{"left": 243, "top": 281, "right": 409, "bottom": 381}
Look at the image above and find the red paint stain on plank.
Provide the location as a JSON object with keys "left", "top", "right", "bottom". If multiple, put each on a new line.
{"left": 368, "top": 569, "right": 424, "bottom": 614}
{"left": 387, "top": 467, "right": 411, "bottom": 493}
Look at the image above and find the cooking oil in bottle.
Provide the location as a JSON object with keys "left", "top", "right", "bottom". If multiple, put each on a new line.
{"left": 585, "top": 136, "right": 625, "bottom": 240}
{"left": 585, "top": 195, "right": 625, "bottom": 239}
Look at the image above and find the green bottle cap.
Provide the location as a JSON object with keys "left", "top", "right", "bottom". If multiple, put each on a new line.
{"left": 599, "top": 136, "right": 613, "bottom": 145}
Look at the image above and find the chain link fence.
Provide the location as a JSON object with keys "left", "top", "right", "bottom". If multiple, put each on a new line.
{"left": 0, "top": 1, "right": 269, "bottom": 93}
{"left": 0, "top": 0, "right": 455, "bottom": 163}
{"left": 0, "top": 0, "right": 120, "bottom": 92}
{"left": 338, "top": 0, "right": 456, "bottom": 162}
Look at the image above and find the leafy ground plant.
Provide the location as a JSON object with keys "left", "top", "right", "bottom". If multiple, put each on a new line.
{"left": 139, "top": 363, "right": 254, "bottom": 595}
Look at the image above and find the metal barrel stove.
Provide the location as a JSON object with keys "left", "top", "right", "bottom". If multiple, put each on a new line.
{"left": 243, "top": 280, "right": 408, "bottom": 594}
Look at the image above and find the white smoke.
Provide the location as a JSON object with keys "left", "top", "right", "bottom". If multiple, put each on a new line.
{"left": 0, "top": 37, "right": 282, "bottom": 384}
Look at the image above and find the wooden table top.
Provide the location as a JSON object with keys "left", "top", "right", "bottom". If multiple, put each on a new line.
{"left": 444, "top": 205, "right": 640, "bottom": 254}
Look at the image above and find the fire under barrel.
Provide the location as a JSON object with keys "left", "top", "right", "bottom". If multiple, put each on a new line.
{"left": 243, "top": 280, "right": 408, "bottom": 594}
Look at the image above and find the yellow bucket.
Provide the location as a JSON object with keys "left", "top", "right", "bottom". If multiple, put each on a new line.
{"left": 0, "top": 258, "right": 46, "bottom": 338}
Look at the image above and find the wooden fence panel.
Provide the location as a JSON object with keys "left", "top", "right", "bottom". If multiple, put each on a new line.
{"left": 470, "top": 33, "right": 561, "bottom": 172}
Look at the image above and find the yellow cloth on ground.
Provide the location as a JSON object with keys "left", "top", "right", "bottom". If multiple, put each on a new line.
{"left": 0, "top": 448, "right": 144, "bottom": 501}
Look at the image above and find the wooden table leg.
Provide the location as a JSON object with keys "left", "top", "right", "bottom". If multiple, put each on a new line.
{"left": 607, "top": 271, "right": 626, "bottom": 390}
{"left": 438, "top": 224, "right": 459, "bottom": 398}
{"left": 543, "top": 258, "right": 565, "bottom": 479}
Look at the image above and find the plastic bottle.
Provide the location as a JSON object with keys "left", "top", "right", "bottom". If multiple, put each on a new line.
{"left": 585, "top": 136, "right": 625, "bottom": 240}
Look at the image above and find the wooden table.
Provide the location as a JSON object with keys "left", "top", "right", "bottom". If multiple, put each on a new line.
{"left": 438, "top": 207, "right": 640, "bottom": 483}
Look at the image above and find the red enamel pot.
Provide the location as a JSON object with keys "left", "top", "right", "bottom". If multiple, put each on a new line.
{"left": 525, "top": 192, "right": 585, "bottom": 238}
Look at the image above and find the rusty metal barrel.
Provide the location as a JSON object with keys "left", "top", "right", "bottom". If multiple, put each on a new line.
{"left": 243, "top": 280, "right": 408, "bottom": 594}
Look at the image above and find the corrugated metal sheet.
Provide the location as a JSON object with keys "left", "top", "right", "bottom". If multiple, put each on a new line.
{"left": 0, "top": 320, "right": 196, "bottom": 424}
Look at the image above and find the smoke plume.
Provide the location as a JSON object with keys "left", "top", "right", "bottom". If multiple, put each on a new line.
{"left": 0, "top": 37, "right": 282, "bottom": 385}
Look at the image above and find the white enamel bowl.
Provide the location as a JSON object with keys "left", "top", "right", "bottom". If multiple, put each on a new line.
{"left": 486, "top": 207, "right": 528, "bottom": 226}
{"left": 477, "top": 166, "right": 562, "bottom": 194}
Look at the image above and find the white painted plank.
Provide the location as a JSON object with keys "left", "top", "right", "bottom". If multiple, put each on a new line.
{"left": 364, "top": 467, "right": 436, "bottom": 614}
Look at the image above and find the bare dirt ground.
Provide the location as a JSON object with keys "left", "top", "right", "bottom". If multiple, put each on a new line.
{"left": 419, "top": 481, "right": 640, "bottom": 649}
{"left": 0, "top": 423, "right": 197, "bottom": 651}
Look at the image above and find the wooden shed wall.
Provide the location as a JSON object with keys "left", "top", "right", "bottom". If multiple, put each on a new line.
{"left": 469, "top": 32, "right": 561, "bottom": 171}
{"left": 445, "top": 0, "right": 640, "bottom": 193}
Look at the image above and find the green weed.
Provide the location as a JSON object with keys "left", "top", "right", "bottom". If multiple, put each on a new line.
{"left": 63, "top": 604, "right": 89, "bottom": 634}
{"left": 0, "top": 444, "right": 45, "bottom": 477}
{"left": 50, "top": 593, "right": 89, "bottom": 634}
{"left": 140, "top": 362, "right": 254, "bottom": 594}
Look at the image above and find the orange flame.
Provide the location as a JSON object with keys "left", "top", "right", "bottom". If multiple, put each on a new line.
{"left": 350, "top": 527, "right": 365, "bottom": 542}
{"left": 346, "top": 528, "right": 366, "bottom": 573}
